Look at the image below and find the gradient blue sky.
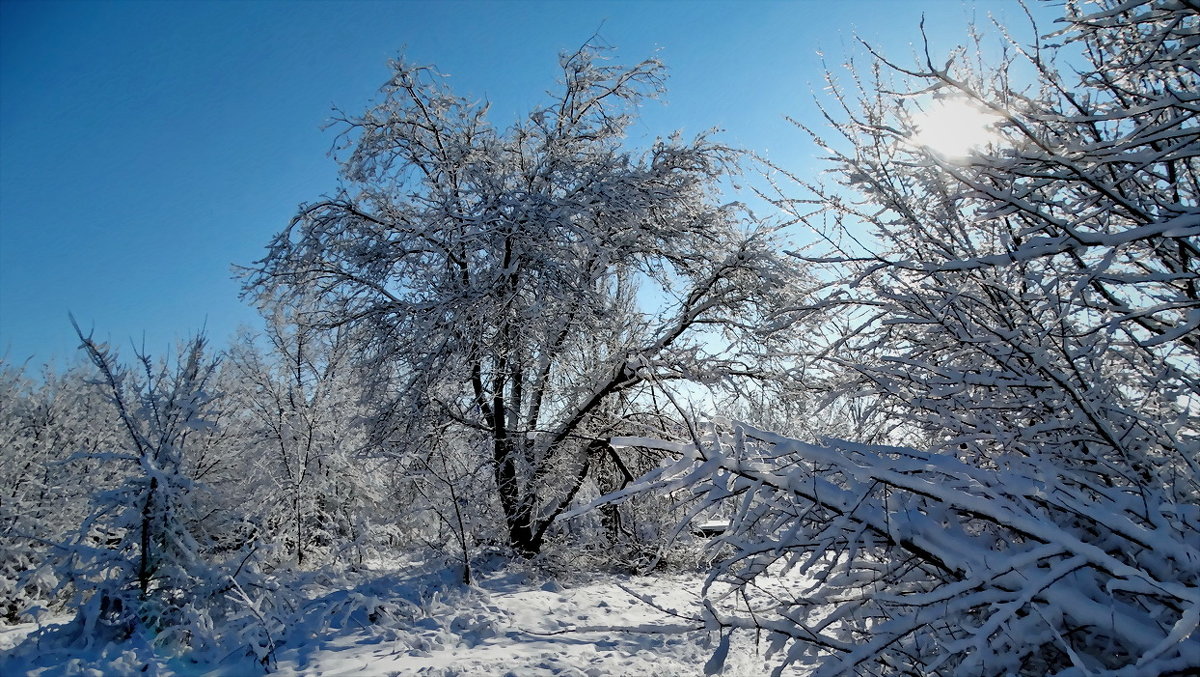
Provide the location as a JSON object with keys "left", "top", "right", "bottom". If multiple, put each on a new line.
{"left": 0, "top": 0, "right": 1055, "bottom": 366}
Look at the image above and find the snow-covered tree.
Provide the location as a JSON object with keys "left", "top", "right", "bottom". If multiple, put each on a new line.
{"left": 223, "top": 310, "right": 385, "bottom": 568}
{"left": 247, "top": 44, "right": 791, "bottom": 557}
{"left": 52, "top": 329, "right": 262, "bottom": 653}
{"left": 612, "top": 1, "right": 1200, "bottom": 674}
{"left": 0, "top": 360, "right": 119, "bottom": 622}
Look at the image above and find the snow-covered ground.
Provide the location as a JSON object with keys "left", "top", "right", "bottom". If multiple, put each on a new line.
{"left": 1, "top": 559, "right": 783, "bottom": 676}
{"left": 269, "top": 570, "right": 774, "bottom": 676}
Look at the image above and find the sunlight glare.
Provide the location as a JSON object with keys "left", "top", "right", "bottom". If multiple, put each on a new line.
{"left": 911, "top": 98, "right": 1002, "bottom": 160}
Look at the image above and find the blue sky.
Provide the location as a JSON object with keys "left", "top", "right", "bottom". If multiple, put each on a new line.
{"left": 0, "top": 0, "right": 1055, "bottom": 366}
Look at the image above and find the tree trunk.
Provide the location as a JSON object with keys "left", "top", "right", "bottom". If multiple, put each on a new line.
{"left": 493, "top": 436, "right": 539, "bottom": 557}
{"left": 139, "top": 476, "right": 157, "bottom": 595}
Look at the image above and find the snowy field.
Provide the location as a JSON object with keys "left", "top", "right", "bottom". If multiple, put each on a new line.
{"left": 1, "top": 559, "right": 783, "bottom": 676}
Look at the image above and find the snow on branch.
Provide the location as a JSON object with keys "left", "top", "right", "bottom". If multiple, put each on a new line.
{"left": 612, "top": 421, "right": 1200, "bottom": 675}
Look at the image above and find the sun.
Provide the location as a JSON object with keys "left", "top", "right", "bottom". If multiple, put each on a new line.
{"left": 910, "top": 98, "right": 1002, "bottom": 160}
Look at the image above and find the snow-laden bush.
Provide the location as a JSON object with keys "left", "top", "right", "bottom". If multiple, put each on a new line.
{"left": 613, "top": 0, "right": 1200, "bottom": 674}
{"left": 222, "top": 311, "right": 389, "bottom": 571}
{"left": 0, "top": 362, "right": 110, "bottom": 623}
{"left": 40, "top": 329, "right": 274, "bottom": 660}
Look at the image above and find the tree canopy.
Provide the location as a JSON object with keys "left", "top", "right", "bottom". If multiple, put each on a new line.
{"left": 247, "top": 44, "right": 791, "bottom": 556}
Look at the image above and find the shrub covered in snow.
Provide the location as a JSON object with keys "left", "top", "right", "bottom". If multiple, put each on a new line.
{"left": 35, "top": 330, "right": 277, "bottom": 660}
